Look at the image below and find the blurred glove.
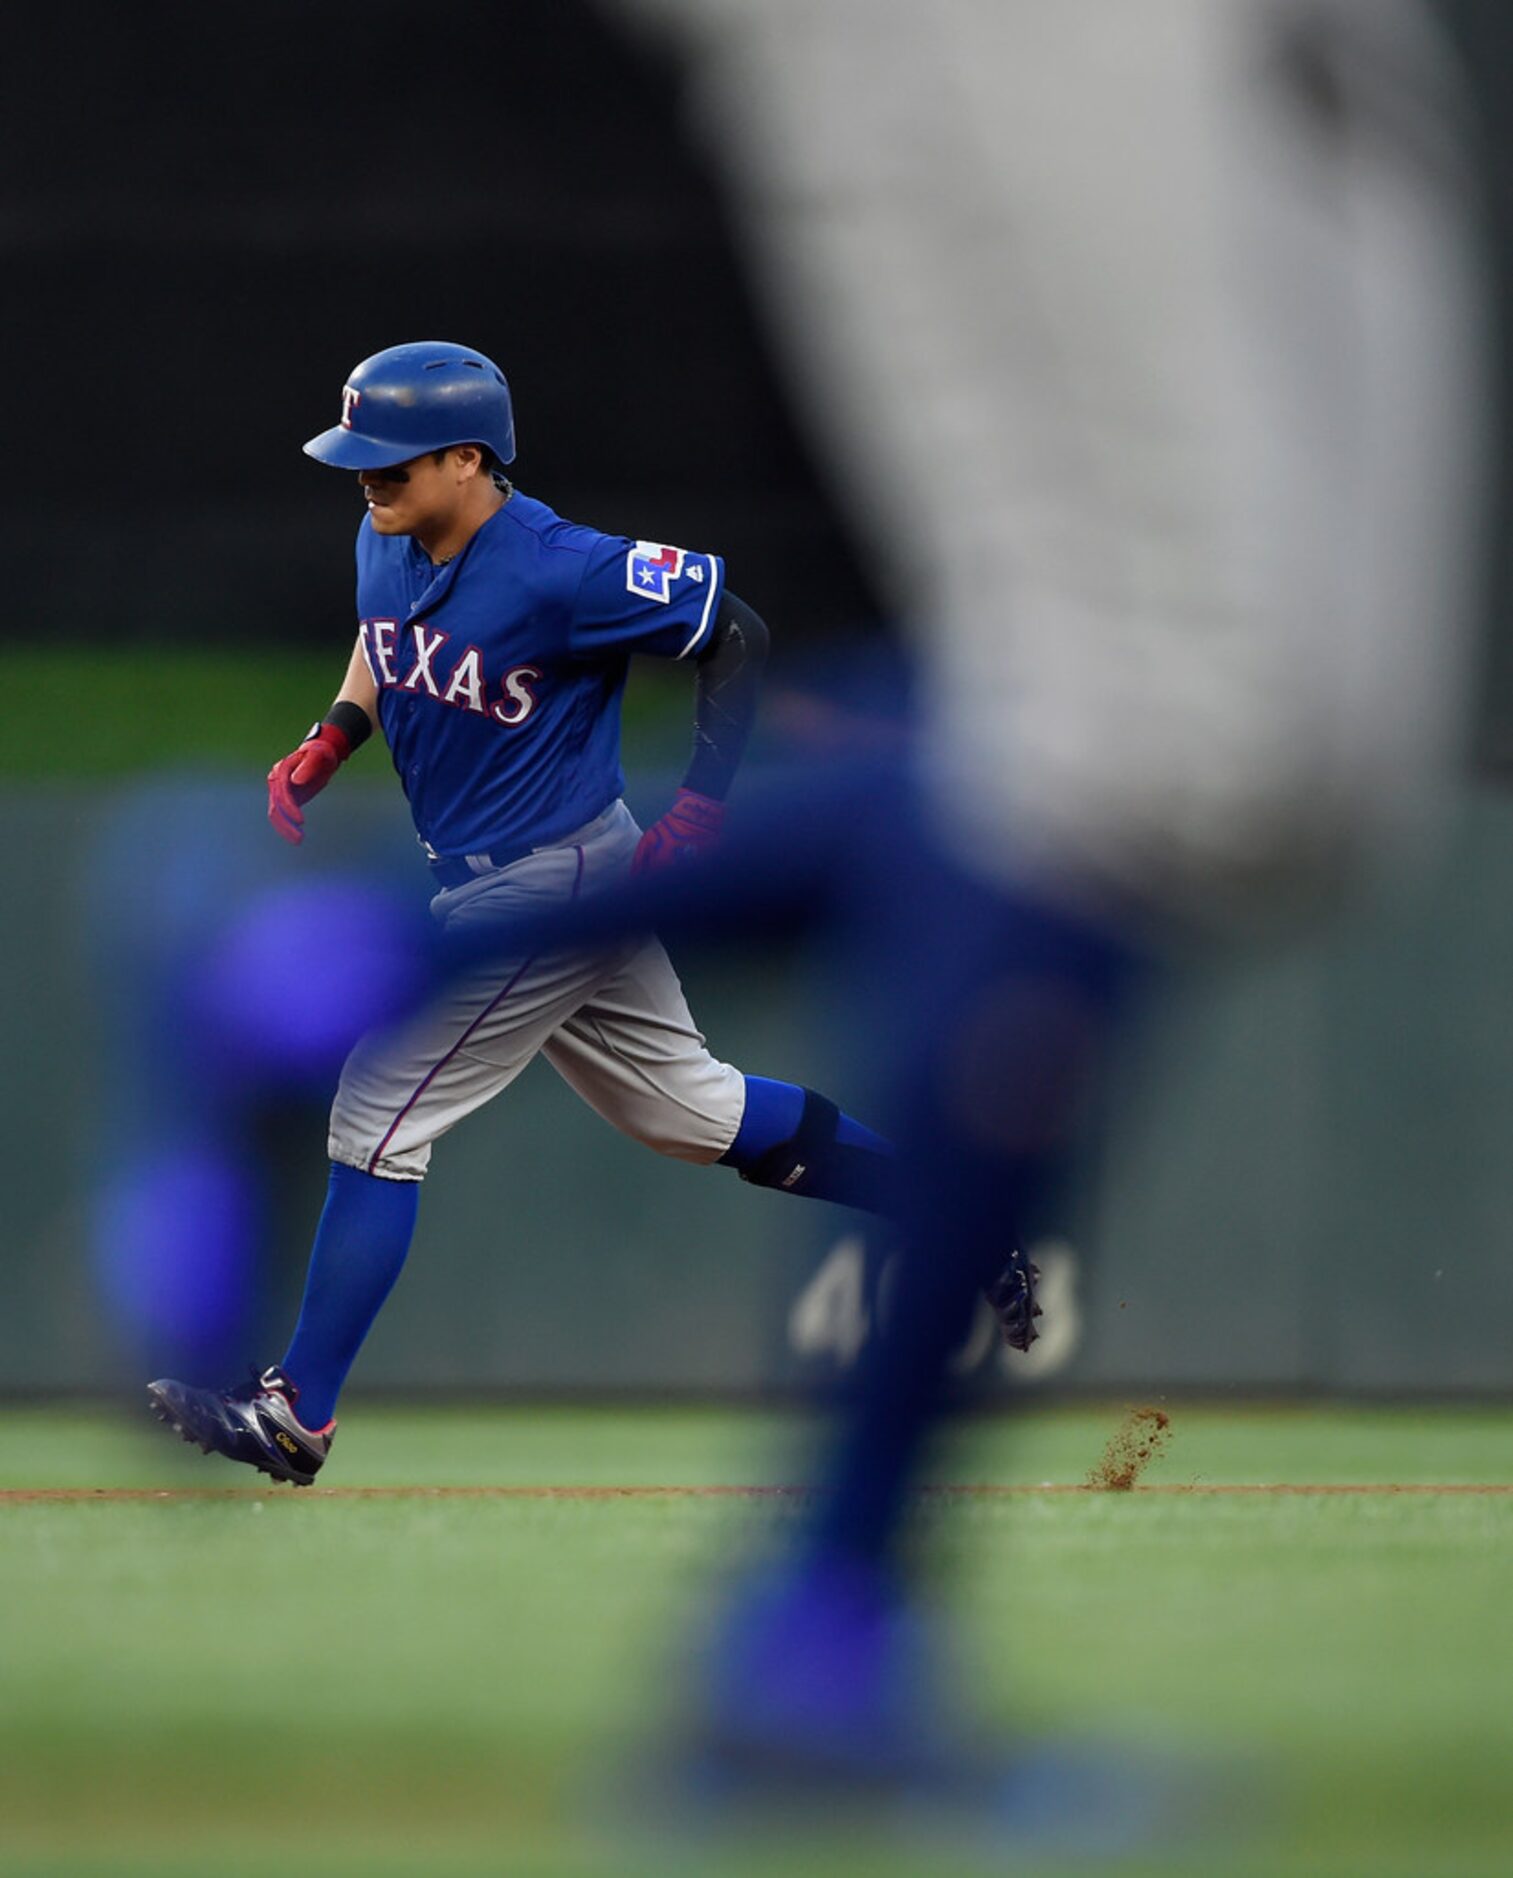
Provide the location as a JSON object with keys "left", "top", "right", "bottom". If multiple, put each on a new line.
{"left": 632, "top": 787, "right": 727, "bottom": 875}
{"left": 267, "top": 721, "right": 352, "bottom": 846}
{"left": 985, "top": 1247, "right": 1043, "bottom": 1354}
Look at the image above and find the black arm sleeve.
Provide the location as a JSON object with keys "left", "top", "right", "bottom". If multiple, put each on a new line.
{"left": 325, "top": 698, "right": 374, "bottom": 752}
{"left": 682, "top": 588, "right": 770, "bottom": 800}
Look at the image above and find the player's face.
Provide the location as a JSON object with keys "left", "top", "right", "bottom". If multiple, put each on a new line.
{"left": 357, "top": 452, "right": 458, "bottom": 537}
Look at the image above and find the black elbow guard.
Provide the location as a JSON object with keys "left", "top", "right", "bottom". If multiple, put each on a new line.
{"left": 738, "top": 1088, "right": 896, "bottom": 1214}
{"left": 707, "top": 588, "right": 770, "bottom": 662}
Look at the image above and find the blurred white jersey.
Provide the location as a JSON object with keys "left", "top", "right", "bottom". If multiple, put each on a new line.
{"left": 617, "top": 0, "right": 1487, "bottom": 923}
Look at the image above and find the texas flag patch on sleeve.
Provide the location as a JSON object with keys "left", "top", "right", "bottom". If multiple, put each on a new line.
{"left": 626, "top": 540, "right": 704, "bottom": 604}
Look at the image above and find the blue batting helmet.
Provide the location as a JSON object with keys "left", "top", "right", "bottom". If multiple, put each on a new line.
{"left": 303, "top": 341, "right": 516, "bottom": 470}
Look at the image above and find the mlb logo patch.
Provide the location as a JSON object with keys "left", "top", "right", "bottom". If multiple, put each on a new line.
{"left": 626, "top": 541, "right": 688, "bottom": 604}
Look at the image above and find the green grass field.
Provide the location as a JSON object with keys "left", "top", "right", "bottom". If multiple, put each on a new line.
{"left": 3, "top": 650, "right": 691, "bottom": 779}
{"left": 3, "top": 1402, "right": 1511, "bottom": 1877}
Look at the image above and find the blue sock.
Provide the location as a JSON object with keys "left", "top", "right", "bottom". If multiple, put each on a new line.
{"left": 720, "top": 1076, "right": 806, "bottom": 1166}
{"left": 281, "top": 1163, "right": 420, "bottom": 1429}
{"left": 721, "top": 1076, "right": 894, "bottom": 1164}
{"left": 720, "top": 1076, "right": 894, "bottom": 1211}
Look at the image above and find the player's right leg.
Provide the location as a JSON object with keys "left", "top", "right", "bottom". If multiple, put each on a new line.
{"left": 145, "top": 833, "right": 642, "bottom": 1477}
{"left": 285, "top": 932, "right": 631, "bottom": 1428}
{"left": 147, "top": 1364, "right": 334, "bottom": 1486}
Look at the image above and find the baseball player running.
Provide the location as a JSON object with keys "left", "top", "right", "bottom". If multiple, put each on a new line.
{"left": 145, "top": 342, "right": 1041, "bottom": 1485}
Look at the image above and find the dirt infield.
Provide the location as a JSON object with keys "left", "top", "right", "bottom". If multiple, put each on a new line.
{"left": 1087, "top": 1404, "right": 1172, "bottom": 1489}
{"left": 4, "top": 1481, "right": 1513, "bottom": 1502}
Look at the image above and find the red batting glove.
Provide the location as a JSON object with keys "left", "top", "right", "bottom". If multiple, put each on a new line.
{"left": 631, "top": 787, "right": 727, "bottom": 875}
{"left": 267, "top": 721, "right": 352, "bottom": 846}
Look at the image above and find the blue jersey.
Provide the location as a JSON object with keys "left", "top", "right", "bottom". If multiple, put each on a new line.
{"left": 353, "top": 492, "right": 725, "bottom": 859}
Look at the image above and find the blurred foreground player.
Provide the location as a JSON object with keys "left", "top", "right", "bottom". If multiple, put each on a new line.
{"left": 146, "top": 342, "right": 1039, "bottom": 1486}
{"left": 605, "top": 0, "right": 1487, "bottom": 1820}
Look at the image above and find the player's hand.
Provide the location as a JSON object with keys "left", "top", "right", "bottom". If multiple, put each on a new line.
{"left": 631, "top": 787, "right": 726, "bottom": 875}
{"left": 267, "top": 722, "right": 352, "bottom": 845}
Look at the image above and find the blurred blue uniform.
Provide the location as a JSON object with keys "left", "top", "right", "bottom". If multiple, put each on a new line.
{"left": 597, "top": 0, "right": 1491, "bottom": 1825}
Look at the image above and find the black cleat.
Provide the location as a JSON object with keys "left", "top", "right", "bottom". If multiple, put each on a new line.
{"left": 146, "top": 1365, "right": 334, "bottom": 1486}
{"left": 985, "top": 1248, "right": 1043, "bottom": 1353}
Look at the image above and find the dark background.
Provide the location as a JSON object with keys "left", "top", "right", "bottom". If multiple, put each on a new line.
{"left": 3, "top": 2, "right": 879, "bottom": 665}
{"left": 4, "top": 0, "right": 1511, "bottom": 754}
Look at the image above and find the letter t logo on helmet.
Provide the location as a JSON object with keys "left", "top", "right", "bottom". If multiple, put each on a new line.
{"left": 304, "top": 342, "right": 517, "bottom": 471}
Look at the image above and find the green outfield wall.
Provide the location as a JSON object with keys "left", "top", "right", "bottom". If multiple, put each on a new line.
{"left": 7, "top": 778, "right": 1513, "bottom": 1399}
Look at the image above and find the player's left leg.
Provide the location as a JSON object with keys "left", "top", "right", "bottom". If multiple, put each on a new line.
{"left": 539, "top": 935, "right": 893, "bottom": 1212}
{"left": 543, "top": 934, "right": 1041, "bottom": 1346}
{"left": 717, "top": 1076, "right": 895, "bottom": 1211}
